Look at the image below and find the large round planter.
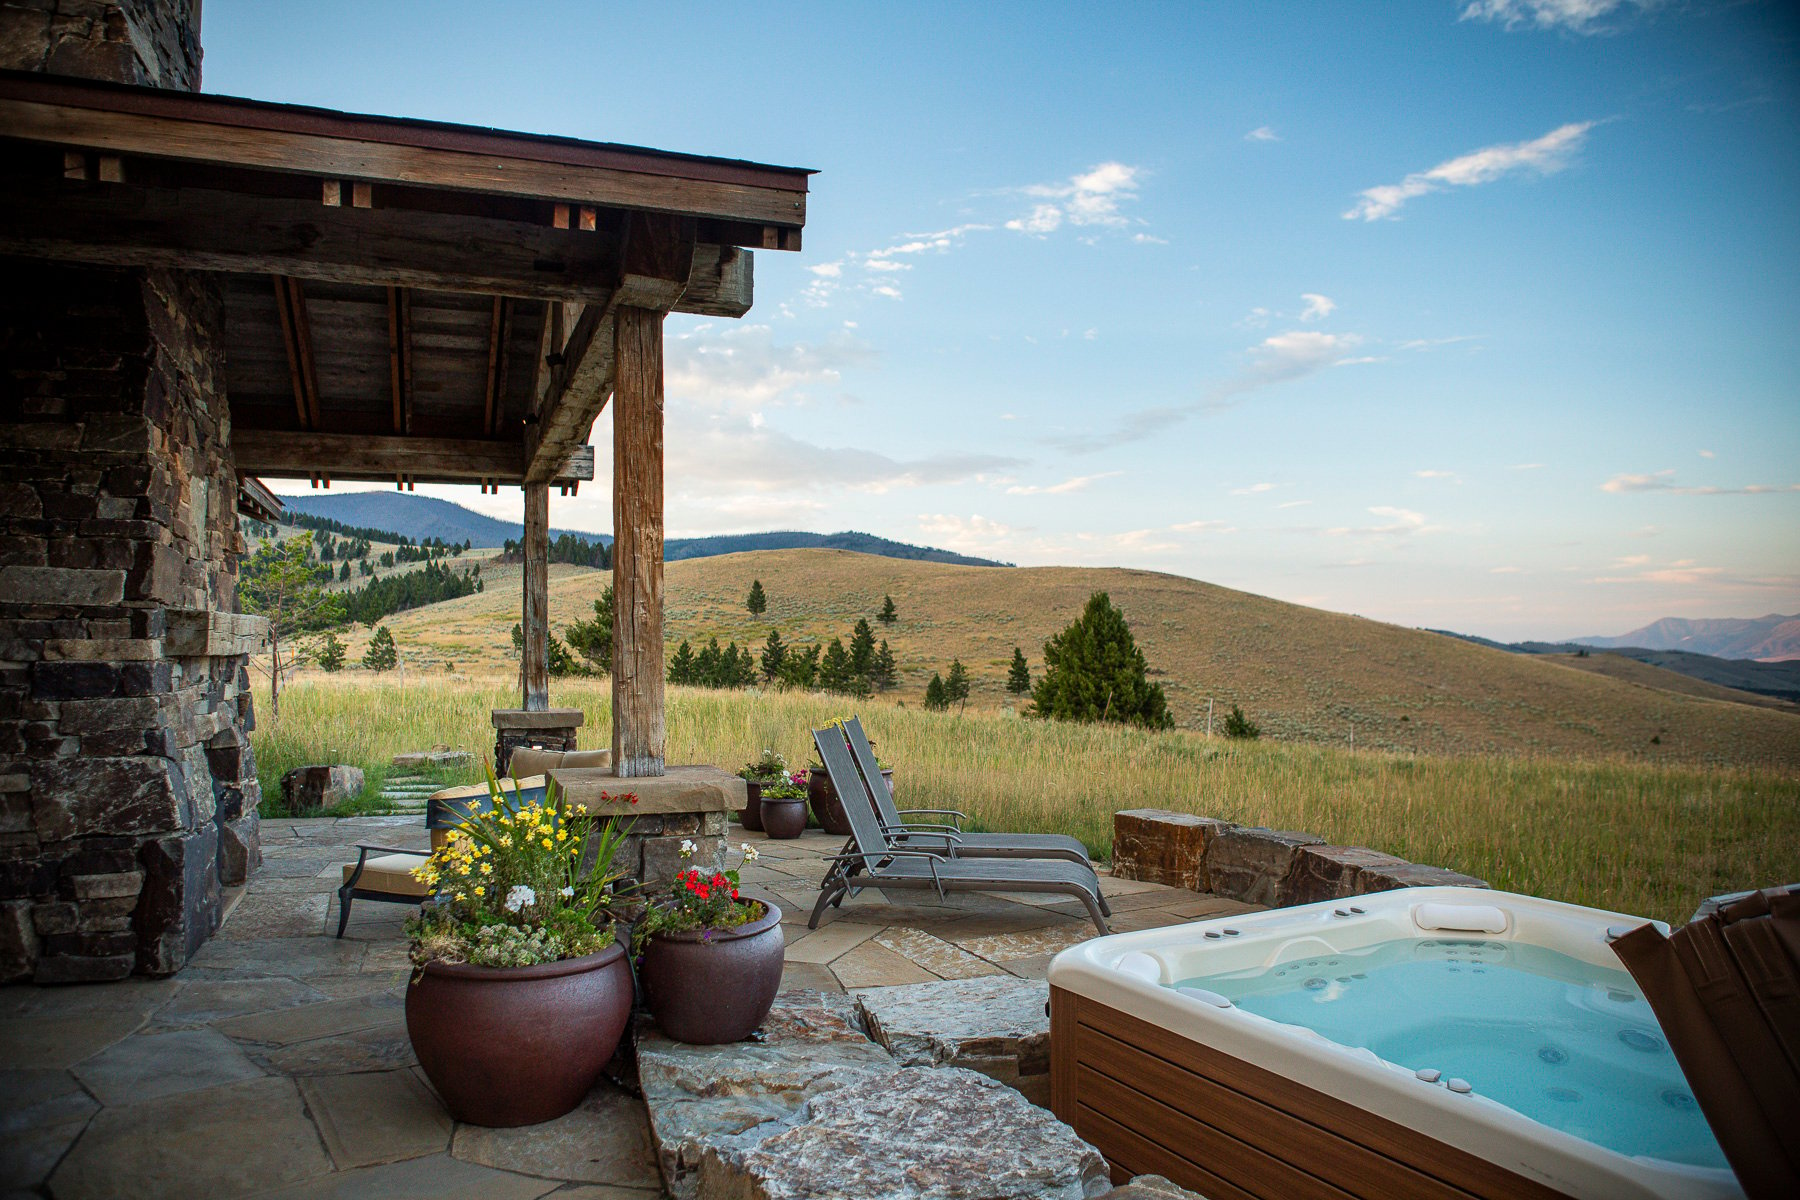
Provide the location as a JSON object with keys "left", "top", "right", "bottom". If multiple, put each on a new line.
{"left": 639, "top": 902, "right": 784, "bottom": 1044}
{"left": 806, "top": 767, "right": 895, "bottom": 835}
{"left": 738, "top": 780, "right": 765, "bottom": 832}
{"left": 405, "top": 941, "right": 632, "bottom": 1127}
{"left": 759, "top": 796, "right": 807, "bottom": 839}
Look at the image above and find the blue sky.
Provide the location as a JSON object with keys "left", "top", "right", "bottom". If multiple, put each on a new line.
{"left": 210, "top": 0, "right": 1799, "bottom": 640}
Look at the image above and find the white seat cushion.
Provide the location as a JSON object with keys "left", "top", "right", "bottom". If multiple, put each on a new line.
{"left": 342, "top": 853, "right": 431, "bottom": 897}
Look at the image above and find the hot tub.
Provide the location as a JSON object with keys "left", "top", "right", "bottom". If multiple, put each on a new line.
{"left": 1046, "top": 886, "right": 1740, "bottom": 1200}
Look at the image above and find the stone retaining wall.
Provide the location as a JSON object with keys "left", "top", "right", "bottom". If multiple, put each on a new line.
{"left": 1111, "top": 808, "right": 1487, "bottom": 906}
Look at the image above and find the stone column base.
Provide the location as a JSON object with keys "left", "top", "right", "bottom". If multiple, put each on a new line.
{"left": 489, "top": 708, "right": 584, "bottom": 773}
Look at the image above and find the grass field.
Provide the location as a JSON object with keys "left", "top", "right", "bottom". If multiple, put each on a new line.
{"left": 310, "top": 548, "right": 1800, "bottom": 771}
{"left": 253, "top": 676, "right": 1800, "bottom": 926}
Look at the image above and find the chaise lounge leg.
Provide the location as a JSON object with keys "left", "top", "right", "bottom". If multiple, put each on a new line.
{"left": 1074, "top": 887, "right": 1109, "bottom": 934}
{"left": 335, "top": 886, "right": 354, "bottom": 938}
{"left": 809, "top": 883, "right": 844, "bottom": 929}
{"left": 1098, "top": 892, "right": 1112, "bottom": 917}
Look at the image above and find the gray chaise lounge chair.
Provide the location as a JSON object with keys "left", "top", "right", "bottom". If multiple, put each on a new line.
{"left": 809, "top": 724, "right": 1110, "bottom": 933}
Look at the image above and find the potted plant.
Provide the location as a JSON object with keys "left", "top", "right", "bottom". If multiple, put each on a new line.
{"left": 403, "top": 768, "right": 638, "bottom": 1127}
{"left": 635, "top": 841, "right": 784, "bottom": 1043}
{"left": 736, "top": 749, "right": 788, "bottom": 832}
{"left": 757, "top": 772, "right": 810, "bottom": 840}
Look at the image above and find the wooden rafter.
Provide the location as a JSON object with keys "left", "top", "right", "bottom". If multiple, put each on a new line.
{"left": 385, "top": 285, "right": 403, "bottom": 434}
{"left": 286, "top": 277, "right": 322, "bottom": 430}
{"left": 270, "top": 274, "right": 308, "bottom": 429}
{"left": 233, "top": 430, "right": 594, "bottom": 485}
{"left": 399, "top": 287, "right": 415, "bottom": 436}
{"left": 483, "top": 296, "right": 503, "bottom": 437}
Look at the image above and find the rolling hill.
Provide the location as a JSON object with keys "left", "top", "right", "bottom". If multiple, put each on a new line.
{"left": 1576, "top": 612, "right": 1800, "bottom": 660}
{"left": 274, "top": 492, "right": 1007, "bottom": 566}
{"left": 325, "top": 549, "right": 1800, "bottom": 772}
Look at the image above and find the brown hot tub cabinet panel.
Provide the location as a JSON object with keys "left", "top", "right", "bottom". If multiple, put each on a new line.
{"left": 1049, "top": 986, "right": 1573, "bottom": 1200}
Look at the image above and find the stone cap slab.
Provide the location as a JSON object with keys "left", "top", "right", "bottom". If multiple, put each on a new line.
{"left": 854, "top": 975, "right": 1050, "bottom": 1070}
{"left": 488, "top": 708, "right": 585, "bottom": 729}
{"left": 553, "top": 764, "right": 744, "bottom": 815}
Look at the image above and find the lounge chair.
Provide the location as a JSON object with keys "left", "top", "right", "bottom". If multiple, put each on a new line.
{"left": 808, "top": 724, "right": 1110, "bottom": 934}
{"left": 336, "top": 843, "right": 431, "bottom": 937}
{"left": 840, "top": 717, "right": 1108, "bottom": 916}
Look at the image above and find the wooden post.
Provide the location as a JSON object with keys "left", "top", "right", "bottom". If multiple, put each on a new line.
{"left": 521, "top": 481, "right": 549, "bottom": 711}
{"left": 612, "top": 306, "right": 666, "bottom": 776}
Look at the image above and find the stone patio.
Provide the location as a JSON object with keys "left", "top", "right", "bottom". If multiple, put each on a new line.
{"left": 1, "top": 815, "right": 1257, "bottom": 1198}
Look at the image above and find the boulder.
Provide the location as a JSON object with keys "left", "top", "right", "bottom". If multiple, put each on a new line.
{"left": 1205, "top": 827, "right": 1325, "bottom": 906}
{"left": 1111, "top": 810, "right": 1235, "bottom": 892}
{"left": 855, "top": 975, "right": 1050, "bottom": 1103}
{"left": 1355, "top": 861, "right": 1489, "bottom": 894}
{"left": 696, "top": 1066, "right": 1111, "bottom": 1200}
{"left": 1282, "top": 845, "right": 1411, "bottom": 907}
{"left": 279, "top": 765, "right": 364, "bottom": 813}
{"left": 1102, "top": 1178, "right": 1209, "bottom": 1200}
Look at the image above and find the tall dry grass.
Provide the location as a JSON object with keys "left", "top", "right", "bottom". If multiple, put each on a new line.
{"left": 256, "top": 678, "right": 1800, "bottom": 925}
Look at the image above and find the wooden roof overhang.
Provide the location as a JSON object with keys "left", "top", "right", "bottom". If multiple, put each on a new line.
{"left": 0, "top": 70, "right": 812, "bottom": 491}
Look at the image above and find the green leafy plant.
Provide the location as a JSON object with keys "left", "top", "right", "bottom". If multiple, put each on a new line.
{"left": 633, "top": 840, "right": 764, "bottom": 954}
{"left": 406, "top": 767, "right": 638, "bottom": 970}
{"left": 739, "top": 749, "right": 789, "bottom": 782}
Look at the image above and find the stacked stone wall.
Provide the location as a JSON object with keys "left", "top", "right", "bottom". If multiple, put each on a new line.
{"left": 1, "top": 260, "right": 262, "bottom": 982}
{"left": 0, "top": 0, "right": 202, "bottom": 89}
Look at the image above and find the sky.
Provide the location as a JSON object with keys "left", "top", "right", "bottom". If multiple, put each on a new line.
{"left": 207, "top": 0, "right": 1800, "bottom": 641}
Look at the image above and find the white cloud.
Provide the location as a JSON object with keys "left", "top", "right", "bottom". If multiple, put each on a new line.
{"left": 1601, "top": 470, "right": 1800, "bottom": 496}
{"left": 1245, "top": 126, "right": 1280, "bottom": 142}
{"left": 1510, "top": 462, "right": 1547, "bottom": 471}
{"left": 1004, "top": 471, "right": 1122, "bottom": 496}
{"left": 1131, "top": 232, "right": 1169, "bottom": 245}
{"left": 1490, "top": 566, "right": 1525, "bottom": 574}
{"left": 1698, "top": 449, "right": 1715, "bottom": 458}
{"left": 1277, "top": 500, "right": 1312, "bottom": 509}
{"left": 1230, "top": 482, "right": 1277, "bottom": 496}
{"left": 807, "top": 262, "right": 842, "bottom": 278}
{"left": 1007, "top": 162, "right": 1143, "bottom": 234}
{"left": 1239, "top": 331, "right": 1365, "bottom": 387}
{"left": 915, "top": 513, "right": 1017, "bottom": 554}
{"left": 1299, "top": 294, "right": 1337, "bottom": 321}
{"left": 1459, "top": 1, "right": 1651, "bottom": 35}
{"left": 1170, "top": 519, "right": 1235, "bottom": 533}
{"left": 1415, "top": 469, "right": 1459, "bottom": 480}
{"left": 1344, "top": 121, "right": 1596, "bottom": 221}
{"left": 1327, "top": 506, "right": 1442, "bottom": 537}
{"left": 667, "top": 324, "right": 874, "bottom": 415}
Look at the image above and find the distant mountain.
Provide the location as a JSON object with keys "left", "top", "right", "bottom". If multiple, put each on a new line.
{"left": 1430, "top": 630, "right": 1800, "bottom": 702}
{"left": 1574, "top": 613, "right": 1800, "bottom": 661}
{"left": 273, "top": 492, "right": 1008, "bottom": 568}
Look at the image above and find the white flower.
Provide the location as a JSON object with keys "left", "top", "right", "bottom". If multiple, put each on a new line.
{"left": 740, "top": 842, "right": 760, "bottom": 862}
{"left": 502, "top": 885, "right": 536, "bottom": 914}
{"left": 559, "top": 886, "right": 574, "bottom": 898}
{"left": 679, "top": 839, "right": 697, "bottom": 858}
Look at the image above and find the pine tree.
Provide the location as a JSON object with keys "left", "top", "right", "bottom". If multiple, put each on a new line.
{"left": 871, "top": 640, "right": 897, "bottom": 691}
{"left": 510, "top": 622, "right": 523, "bottom": 658}
{"left": 849, "top": 618, "right": 876, "bottom": 682}
{"left": 547, "top": 633, "right": 586, "bottom": 677}
{"left": 1221, "top": 704, "right": 1261, "bottom": 740}
{"left": 780, "top": 643, "right": 821, "bottom": 689}
{"left": 819, "top": 638, "right": 851, "bottom": 694}
{"left": 667, "top": 639, "right": 697, "bottom": 685}
{"left": 1029, "top": 592, "right": 1172, "bottom": 729}
{"left": 316, "top": 630, "right": 346, "bottom": 673}
{"left": 878, "top": 595, "right": 898, "bottom": 626}
{"left": 362, "top": 626, "right": 398, "bottom": 671}
{"left": 697, "top": 637, "right": 723, "bottom": 686}
{"left": 1007, "top": 647, "right": 1031, "bottom": 695}
{"left": 338, "top": 560, "right": 351, "bottom": 582}
{"left": 761, "top": 628, "right": 787, "bottom": 682}
{"left": 924, "top": 672, "right": 947, "bottom": 711}
{"left": 563, "top": 584, "right": 613, "bottom": 673}
{"left": 746, "top": 579, "right": 767, "bottom": 615}
{"left": 944, "top": 659, "right": 970, "bottom": 710}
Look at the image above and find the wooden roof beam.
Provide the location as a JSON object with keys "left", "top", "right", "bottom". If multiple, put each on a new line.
{"left": 233, "top": 430, "right": 594, "bottom": 486}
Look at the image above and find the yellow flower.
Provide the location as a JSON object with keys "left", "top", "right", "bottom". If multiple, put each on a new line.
{"left": 454, "top": 892, "right": 466, "bottom": 901}
{"left": 541, "top": 837, "right": 553, "bottom": 850}
{"left": 479, "top": 862, "right": 492, "bottom": 875}
{"left": 473, "top": 885, "right": 485, "bottom": 897}
{"left": 555, "top": 829, "right": 568, "bottom": 842}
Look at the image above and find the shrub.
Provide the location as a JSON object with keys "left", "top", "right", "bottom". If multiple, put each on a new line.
{"left": 1029, "top": 592, "right": 1172, "bottom": 729}
{"left": 1221, "top": 704, "right": 1261, "bottom": 740}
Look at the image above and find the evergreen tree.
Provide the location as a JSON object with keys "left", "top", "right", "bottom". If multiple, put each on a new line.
{"left": 362, "top": 626, "right": 398, "bottom": 672}
{"left": 1006, "top": 647, "right": 1031, "bottom": 695}
{"left": 1029, "top": 591, "right": 1172, "bottom": 729}
{"left": 338, "top": 560, "right": 351, "bottom": 582}
{"left": 696, "top": 637, "right": 723, "bottom": 686}
{"left": 510, "top": 622, "right": 523, "bottom": 658}
{"left": 944, "top": 659, "right": 970, "bottom": 710}
{"left": 878, "top": 594, "right": 898, "bottom": 625}
{"left": 760, "top": 628, "right": 787, "bottom": 682}
{"left": 316, "top": 630, "right": 346, "bottom": 674}
{"left": 547, "top": 633, "right": 586, "bottom": 677}
{"left": 1221, "top": 704, "right": 1261, "bottom": 740}
{"left": 563, "top": 585, "right": 613, "bottom": 673}
{"left": 779, "top": 643, "right": 821, "bottom": 689}
{"left": 849, "top": 618, "right": 876, "bottom": 682}
{"left": 819, "top": 638, "right": 851, "bottom": 693}
{"left": 924, "top": 672, "right": 948, "bottom": 711}
{"left": 871, "top": 640, "right": 897, "bottom": 691}
{"left": 238, "top": 532, "right": 345, "bottom": 716}
{"left": 747, "top": 579, "right": 767, "bottom": 615}
{"left": 668, "top": 639, "right": 697, "bottom": 685}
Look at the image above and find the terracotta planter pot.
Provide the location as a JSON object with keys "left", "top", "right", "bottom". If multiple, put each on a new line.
{"left": 738, "top": 780, "right": 765, "bottom": 832}
{"left": 639, "top": 902, "right": 784, "bottom": 1044}
{"left": 759, "top": 796, "right": 807, "bottom": 839}
{"left": 405, "top": 941, "right": 632, "bottom": 1127}
{"left": 806, "top": 766, "right": 894, "bottom": 836}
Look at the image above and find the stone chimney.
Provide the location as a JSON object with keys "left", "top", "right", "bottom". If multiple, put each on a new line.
{"left": 0, "top": 0, "right": 203, "bottom": 90}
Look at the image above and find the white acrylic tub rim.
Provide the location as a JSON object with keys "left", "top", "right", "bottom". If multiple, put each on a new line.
{"left": 1046, "top": 886, "right": 1742, "bottom": 1200}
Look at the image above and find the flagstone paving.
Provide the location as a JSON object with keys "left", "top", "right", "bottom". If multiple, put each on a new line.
{"left": 0, "top": 816, "right": 1256, "bottom": 1198}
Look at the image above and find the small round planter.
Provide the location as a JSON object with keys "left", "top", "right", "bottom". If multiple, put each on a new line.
{"left": 639, "top": 902, "right": 784, "bottom": 1044}
{"left": 759, "top": 795, "right": 807, "bottom": 839}
{"left": 405, "top": 941, "right": 632, "bottom": 1127}
{"left": 738, "top": 780, "right": 765, "bottom": 832}
{"left": 807, "top": 767, "right": 895, "bottom": 836}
